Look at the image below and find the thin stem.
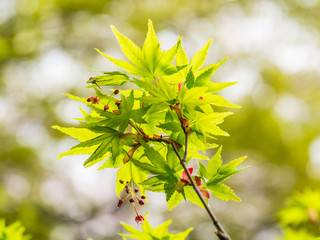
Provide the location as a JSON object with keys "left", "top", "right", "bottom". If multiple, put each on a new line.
{"left": 170, "top": 132, "right": 231, "bottom": 240}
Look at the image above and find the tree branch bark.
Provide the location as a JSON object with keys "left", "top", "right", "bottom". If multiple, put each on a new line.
{"left": 170, "top": 126, "right": 232, "bottom": 240}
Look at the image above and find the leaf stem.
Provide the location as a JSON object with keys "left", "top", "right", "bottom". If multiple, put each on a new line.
{"left": 170, "top": 126, "right": 232, "bottom": 240}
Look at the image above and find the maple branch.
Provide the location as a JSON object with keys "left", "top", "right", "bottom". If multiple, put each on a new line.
{"left": 170, "top": 126, "right": 232, "bottom": 240}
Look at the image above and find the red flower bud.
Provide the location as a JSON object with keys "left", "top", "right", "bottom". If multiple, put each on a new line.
{"left": 141, "top": 195, "right": 146, "bottom": 199}
{"left": 129, "top": 198, "right": 135, "bottom": 203}
{"left": 134, "top": 188, "right": 139, "bottom": 193}
{"left": 126, "top": 188, "right": 130, "bottom": 194}
{"left": 119, "top": 180, "right": 124, "bottom": 184}
{"left": 114, "top": 89, "right": 119, "bottom": 95}
{"left": 199, "top": 96, "right": 203, "bottom": 100}
{"left": 178, "top": 83, "right": 183, "bottom": 92}
{"left": 118, "top": 199, "right": 124, "bottom": 208}
{"left": 138, "top": 200, "right": 145, "bottom": 206}
{"left": 115, "top": 101, "right": 121, "bottom": 108}
{"left": 87, "top": 97, "right": 92, "bottom": 102}
{"left": 104, "top": 105, "right": 109, "bottom": 111}
{"left": 182, "top": 119, "right": 189, "bottom": 127}
{"left": 89, "top": 77, "right": 93, "bottom": 80}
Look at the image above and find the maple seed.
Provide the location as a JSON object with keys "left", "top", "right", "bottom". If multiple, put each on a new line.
{"left": 134, "top": 188, "right": 139, "bottom": 193}
{"left": 91, "top": 95, "right": 100, "bottom": 104}
{"left": 141, "top": 195, "right": 146, "bottom": 199}
{"left": 129, "top": 198, "right": 135, "bottom": 203}
{"left": 138, "top": 200, "right": 145, "bottom": 206}
{"left": 135, "top": 215, "right": 144, "bottom": 224}
{"left": 104, "top": 105, "right": 109, "bottom": 111}
{"left": 117, "top": 199, "right": 124, "bottom": 208}
{"left": 114, "top": 89, "right": 119, "bottom": 95}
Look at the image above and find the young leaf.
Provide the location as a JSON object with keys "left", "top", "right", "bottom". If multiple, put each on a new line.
{"left": 167, "top": 191, "right": 184, "bottom": 211}
{"left": 206, "top": 183, "right": 241, "bottom": 202}
{"left": 184, "top": 186, "right": 205, "bottom": 208}
{"left": 207, "top": 146, "right": 223, "bottom": 178}
{"left": 119, "top": 218, "right": 193, "bottom": 240}
{"left": 52, "top": 125, "right": 100, "bottom": 142}
{"left": 142, "top": 19, "right": 161, "bottom": 76}
{"left": 87, "top": 72, "right": 129, "bottom": 86}
{"left": 110, "top": 25, "right": 145, "bottom": 68}
{"left": 190, "top": 39, "right": 212, "bottom": 72}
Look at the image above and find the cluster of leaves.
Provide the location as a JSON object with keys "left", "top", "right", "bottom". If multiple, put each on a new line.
{"left": 278, "top": 189, "right": 320, "bottom": 240}
{"left": 120, "top": 215, "right": 192, "bottom": 240}
{"left": 0, "top": 219, "right": 31, "bottom": 240}
{"left": 53, "top": 20, "right": 245, "bottom": 217}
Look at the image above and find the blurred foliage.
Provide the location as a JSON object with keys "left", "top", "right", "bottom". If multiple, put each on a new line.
{"left": 1, "top": 0, "right": 320, "bottom": 239}
{"left": 278, "top": 189, "right": 320, "bottom": 239}
{"left": 119, "top": 217, "right": 193, "bottom": 240}
{"left": 0, "top": 219, "right": 31, "bottom": 240}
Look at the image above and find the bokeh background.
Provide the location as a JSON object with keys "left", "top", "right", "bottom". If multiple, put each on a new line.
{"left": 1, "top": 0, "right": 320, "bottom": 239}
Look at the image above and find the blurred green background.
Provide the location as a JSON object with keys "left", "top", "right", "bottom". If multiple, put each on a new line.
{"left": 0, "top": 0, "right": 320, "bottom": 239}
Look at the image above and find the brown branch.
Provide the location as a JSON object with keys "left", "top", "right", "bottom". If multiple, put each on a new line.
{"left": 170, "top": 125, "right": 232, "bottom": 240}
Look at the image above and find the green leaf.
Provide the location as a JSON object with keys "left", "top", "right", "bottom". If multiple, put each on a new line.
{"left": 167, "top": 191, "right": 184, "bottom": 211}
{"left": 219, "top": 156, "right": 247, "bottom": 174}
{"left": 87, "top": 72, "right": 129, "bottom": 86}
{"left": 156, "top": 39, "right": 180, "bottom": 76}
{"left": 142, "top": 19, "right": 161, "bottom": 76}
{"left": 205, "top": 81, "right": 238, "bottom": 93}
{"left": 130, "top": 157, "right": 166, "bottom": 175}
{"left": 185, "top": 68, "right": 194, "bottom": 89}
{"left": 190, "top": 39, "right": 212, "bottom": 72}
{"left": 83, "top": 136, "right": 115, "bottom": 166}
{"left": 184, "top": 186, "right": 205, "bottom": 208}
{"left": 119, "top": 217, "right": 192, "bottom": 240}
{"left": 206, "top": 183, "right": 241, "bottom": 202}
{"left": 205, "top": 94, "right": 241, "bottom": 108}
{"left": 52, "top": 125, "right": 100, "bottom": 142}
{"left": 110, "top": 25, "right": 145, "bottom": 68}
{"left": 138, "top": 141, "right": 171, "bottom": 172}
{"left": 194, "top": 57, "right": 228, "bottom": 87}
{"left": 57, "top": 146, "right": 97, "bottom": 161}
{"left": 207, "top": 146, "right": 223, "bottom": 178}
{"left": 95, "top": 48, "right": 144, "bottom": 76}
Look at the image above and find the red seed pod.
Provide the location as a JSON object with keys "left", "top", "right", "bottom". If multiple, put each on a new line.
{"left": 134, "top": 188, "right": 139, "bottom": 193}
{"left": 118, "top": 199, "right": 124, "bottom": 208}
{"left": 138, "top": 200, "right": 145, "bottom": 206}
{"left": 126, "top": 188, "right": 130, "bottom": 194}
{"left": 104, "top": 105, "right": 109, "bottom": 111}
{"left": 87, "top": 97, "right": 92, "bottom": 102}
{"left": 91, "top": 96, "right": 100, "bottom": 104}
{"left": 135, "top": 215, "right": 144, "bottom": 224}
{"left": 114, "top": 89, "right": 119, "bottom": 95}
{"left": 129, "top": 198, "right": 135, "bottom": 203}
{"left": 141, "top": 195, "right": 146, "bottom": 199}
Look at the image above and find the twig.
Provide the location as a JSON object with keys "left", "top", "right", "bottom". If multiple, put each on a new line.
{"left": 170, "top": 126, "right": 232, "bottom": 240}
